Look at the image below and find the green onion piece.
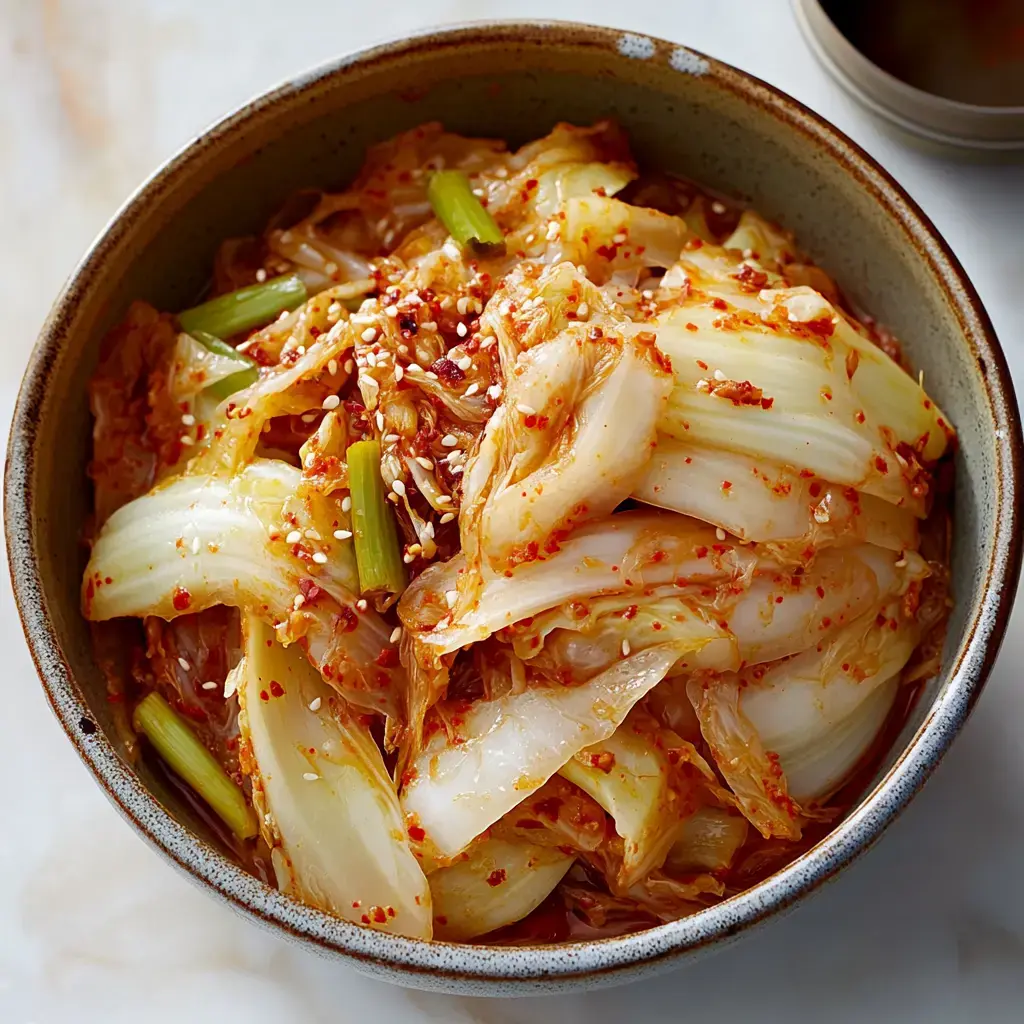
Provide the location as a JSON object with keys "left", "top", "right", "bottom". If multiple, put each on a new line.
{"left": 133, "top": 692, "right": 258, "bottom": 841}
{"left": 178, "top": 274, "right": 307, "bottom": 339}
{"left": 347, "top": 440, "right": 407, "bottom": 595}
{"left": 427, "top": 171, "right": 505, "bottom": 257}
{"left": 191, "top": 330, "right": 260, "bottom": 400}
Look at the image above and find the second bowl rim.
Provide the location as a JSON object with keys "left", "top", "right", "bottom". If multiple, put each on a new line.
{"left": 6, "top": 18, "right": 1023, "bottom": 992}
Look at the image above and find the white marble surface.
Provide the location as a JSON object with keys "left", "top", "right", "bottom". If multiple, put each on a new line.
{"left": 2, "top": 0, "right": 1023, "bottom": 1019}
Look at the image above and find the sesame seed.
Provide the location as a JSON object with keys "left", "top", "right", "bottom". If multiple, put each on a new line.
{"left": 445, "top": 590, "right": 458, "bottom": 608}
{"left": 713, "top": 369, "right": 727, "bottom": 382}
{"left": 191, "top": 536, "right": 201, "bottom": 555}
{"left": 407, "top": 362, "right": 423, "bottom": 373}
{"left": 309, "top": 697, "right": 322, "bottom": 712}
{"left": 421, "top": 321, "right": 437, "bottom": 332}
{"left": 613, "top": 232, "right": 627, "bottom": 244}
{"left": 301, "top": 412, "right": 318, "bottom": 423}
{"left": 286, "top": 530, "right": 302, "bottom": 544}
{"left": 546, "top": 221, "right": 560, "bottom": 240}
{"left": 304, "top": 528, "right": 321, "bottom": 540}
{"left": 621, "top": 639, "right": 631, "bottom": 656}
{"left": 457, "top": 355, "right": 473, "bottom": 371}
{"left": 356, "top": 599, "right": 368, "bottom": 612}
{"left": 440, "top": 512, "right": 456, "bottom": 524}
{"left": 456, "top": 322, "right": 468, "bottom": 338}
{"left": 177, "top": 657, "right": 190, "bottom": 671}
{"left": 344, "top": 359, "right": 355, "bottom": 374}
{"left": 441, "top": 434, "right": 458, "bottom": 447}
{"left": 181, "top": 413, "right": 195, "bottom": 426}
{"left": 322, "top": 395, "right": 341, "bottom": 410}
{"left": 334, "top": 529, "right": 352, "bottom": 540}
{"left": 392, "top": 479, "right": 407, "bottom": 497}
{"left": 415, "top": 456, "right": 434, "bottom": 470}
{"left": 577, "top": 302, "right": 589, "bottom": 318}
{"left": 451, "top": 465, "right": 464, "bottom": 475}
{"left": 303, "top": 772, "right": 320, "bottom": 782}
{"left": 351, "top": 313, "right": 375, "bottom": 325}
{"left": 390, "top": 626, "right": 403, "bottom": 643}
{"left": 201, "top": 681, "right": 217, "bottom": 690}
{"left": 312, "top": 551, "right": 328, "bottom": 564}
{"left": 456, "top": 296, "right": 470, "bottom": 315}
{"left": 328, "top": 358, "right": 338, "bottom": 376}
{"left": 894, "top": 557, "right": 908, "bottom": 568}
{"left": 293, "top": 594, "right": 305, "bottom": 610}
{"left": 384, "top": 304, "right": 399, "bottom": 318}
{"left": 486, "top": 384, "right": 502, "bottom": 400}
{"left": 516, "top": 403, "right": 536, "bottom": 415}
{"left": 366, "top": 350, "right": 377, "bottom": 367}
{"left": 711, "top": 201, "right": 727, "bottom": 214}
{"left": 375, "top": 411, "right": 385, "bottom": 431}
{"left": 425, "top": 371, "right": 439, "bottom": 380}
{"left": 383, "top": 433, "right": 399, "bottom": 443}
{"left": 716, "top": 527, "right": 726, "bottom": 541}
{"left": 642, "top": 289, "right": 655, "bottom": 300}
{"left": 403, "top": 552, "right": 415, "bottom": 563}
{"left": 180, "top": 435, "right": 194, "bottom": 446}
{"left": 437, "top": 495, "right": 452, "bottom": 505}
{"left": 446, "top": 450, "right": 463, "bottom": 465}
{"left": 394, "top": 365, "right": 405, "bottom": 382}
{"left": 304, "top": 453, "right": 315, "bottom": 469}
{"left": 255, "top": 268, "right": 267, "bottom": 282}
{"left": 480, "top": 335, "right": 496, "bottom": 349}
{"left": 341, "top": 496, "right": 352, "bottom": 512}
{"left": 464, "top": 383, "right": 480, "bottom": 397}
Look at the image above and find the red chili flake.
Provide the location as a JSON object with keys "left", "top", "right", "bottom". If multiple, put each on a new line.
{"left": 336, "top": 606, "right": 359, "bottom": 632}
{"left": 711, "top": 297, "right": 728, "bottom": 311}
{"left": 695, "top": 545, "right": 709, "bottom": 559}
{"left": 430, "top": 357, "right": 465, "bottom": 386}
{"left": 259, "top": 690, "right": 270, "bottom": 702}
{"left": 696, "top": 359, "right": 708, "bottom": 370}
{"left": 799, "top": 469, "right": 814, "bottom": 478}
{"left": 361, "top": 914, "right": 371, "bottom": 925}
{"left": 855, "top": 410, "right": 866, "bottom": 424}
{"left": 376, "top": 647, "right": 400, "bottom": 668}
{"left": 408, "top": 824, "right": 425, "bottom": 842}
{"left": 269, "top": 680, "right": 285, "bottom": 698}
{"left": 515, "top": 818, "right": 545, "bottom": 830}
{"left": 734, "top": 263, "right": 768, "bottom": 291}
{"left": 298, "top": 578, "right": 322, "bottom": 602}
{"left": 809, "top": 481, "right": 822, "bottom": 498}
{"left": 652, "top": 621, "right": 663, "bottom": 631}
{"left": 722, "top": 480, "right": 733, "bottom": 491}
{"left": 685, "top": 322, "right": 698, "bottom": 332}
{"left": 172, "top": 586, "right": 192, "bottom": 611}
{"left": 760, "top": 396, "right": 775, "bottom": 410}
{"left": 874, "top": 456, "right": 890, "bottom": 475}
{"left": 588, "top": 751, "right": 616, "bottom": 773}
{"left": 821, "top": 617, "right": 832, "bottom": 628}
{"left": 486, "top": 869, "right": 508, "bottom": 887}
{"left": 816, "top": 586, "right": 826, "bottom": 599}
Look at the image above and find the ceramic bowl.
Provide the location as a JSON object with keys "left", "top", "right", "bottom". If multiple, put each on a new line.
{"left": 5, "top": 20, "right": 1022, "bottom": 995}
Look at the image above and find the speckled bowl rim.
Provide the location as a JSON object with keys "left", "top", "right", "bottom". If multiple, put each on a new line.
{"left": 5, "top": 20, "right": 1022, "bottom": 995}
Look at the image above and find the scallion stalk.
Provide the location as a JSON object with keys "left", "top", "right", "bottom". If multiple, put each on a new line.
{"left": 133, "top": 692, "right": 258, "bottom": 841}
{"left": 427, "top": 171, "right": 505, "bottom": 257}
{"left": 178, "top": 274, "right": 307, "bottom": 339}
{"left": 347, "top": 440, "right": 406, "bottom": 595}
{"left": 191, "top": 330, "right": 260, "bottom": 400}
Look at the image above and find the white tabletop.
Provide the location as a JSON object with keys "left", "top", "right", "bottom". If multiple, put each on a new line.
{"left": 2, "top": 1, "right": 1023, "bottom": 1020}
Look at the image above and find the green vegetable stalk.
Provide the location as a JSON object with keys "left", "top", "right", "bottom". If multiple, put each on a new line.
{"left": 427, "top": 171, "right": 505, "bottom": 257}
{"left": 133, "top": 692, "right": 258, "bottom": 841}
{"left": 347, "top": 440, "right": 407, "bottom": 595}
{"left": 178, "top": 274, "right": 307, "bottom": 339}
{"left": 191, "top": 330, "right": 260, "bottom": 399}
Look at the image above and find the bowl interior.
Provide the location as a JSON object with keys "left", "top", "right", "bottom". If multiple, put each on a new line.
{"left": 9, "top": 23, "right": 1017, "bottom": 990}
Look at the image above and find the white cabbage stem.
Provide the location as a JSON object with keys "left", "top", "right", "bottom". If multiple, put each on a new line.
{"left": 237, "top": 617, "right": 431, "bottom": 938}
{"left": 429, "top": 838, "right": 573, "bottom": 941}
{"left": 400, "top": 645, "right": 685, "bottom": 859}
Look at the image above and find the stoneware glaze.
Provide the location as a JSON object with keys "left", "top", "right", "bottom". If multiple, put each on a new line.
{"left": 5, "top": 21, "right": 1022, "bottom": 995}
